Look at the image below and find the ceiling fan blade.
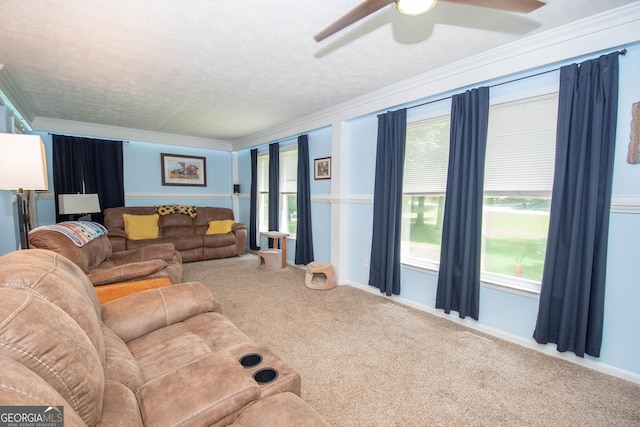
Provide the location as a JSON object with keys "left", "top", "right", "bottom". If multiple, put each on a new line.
{"left": 440, "top": 0, "right": 546, "bottom": 13}
{"left": 314, "top": 0, "right": 395, "bottom": 42}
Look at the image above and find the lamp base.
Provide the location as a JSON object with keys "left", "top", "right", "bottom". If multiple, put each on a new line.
{"left": 15, "top": 191, "right": 29, "bottom": 249}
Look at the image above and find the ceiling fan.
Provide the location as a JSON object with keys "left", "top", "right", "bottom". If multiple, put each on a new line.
{"left": 314, "top": 0, "right": 547, "bottom": 42}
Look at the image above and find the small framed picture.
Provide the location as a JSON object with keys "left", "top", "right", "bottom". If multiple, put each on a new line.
{"left": 314, "top": 157, "right": 331, "bottom": 180}
{"left": 161, "top": 153, "right": 207, "bottom": 187}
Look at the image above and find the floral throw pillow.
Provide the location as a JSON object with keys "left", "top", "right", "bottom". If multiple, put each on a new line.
{"left": 156, "top": 204, "right": 197, "bottom": 218}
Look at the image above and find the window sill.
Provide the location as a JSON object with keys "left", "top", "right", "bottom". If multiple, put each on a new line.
{"left": 400, "top": 259, "right": 541, "bottom": 299}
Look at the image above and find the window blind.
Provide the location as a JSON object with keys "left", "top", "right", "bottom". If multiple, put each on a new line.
{"left": 484, "top": 94, "right": 558, "bottom": 194}
{"left": 257, "top": 154, "right": 269, "bottom": 192}
{"left": 279, "top": 149, "right": 298, "bottom": 192}
{"left": 403, "top": 116, "right": 450, "bottom": 194}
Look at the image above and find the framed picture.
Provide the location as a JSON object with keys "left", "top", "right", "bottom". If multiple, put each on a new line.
{"left": 314, "top": 157, "right": 331, "bottom": 180}
{"left": 161, "top": 153, "right": 207, "bottom": 187}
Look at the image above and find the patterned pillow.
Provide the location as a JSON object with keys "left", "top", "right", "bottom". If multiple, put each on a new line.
{"left": 156, "top": 204, "right": 197, "bottom": 218}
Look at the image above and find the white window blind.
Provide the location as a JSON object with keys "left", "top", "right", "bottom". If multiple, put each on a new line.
{"left": 279, "top": 149, "right": 298, "bottom": 192}
{"left": 403, "top": 116, "right": 450, "bottom": 194}
{"left": 258, "top": 154, "right": 269, "bottom": 192}
{"left": 484, "top": 94, "right": 558, "bottom": 194}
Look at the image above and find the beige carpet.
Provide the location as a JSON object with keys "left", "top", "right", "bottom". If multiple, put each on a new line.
{"left": 183, "top": 254, "right": 640, "bottom": 427}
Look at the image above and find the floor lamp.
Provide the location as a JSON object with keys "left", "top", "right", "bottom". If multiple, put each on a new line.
{"left": 0, "top": 134, "right": 49, "bottom": 249}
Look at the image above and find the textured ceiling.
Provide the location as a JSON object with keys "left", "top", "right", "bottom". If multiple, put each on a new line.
{"left": 0, "top": 0, "right": 637, "bottom": 143}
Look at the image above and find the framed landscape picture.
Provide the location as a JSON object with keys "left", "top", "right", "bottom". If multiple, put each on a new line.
{"left": 314, "top": 157, "right": 331, "bottom": 180}
{"left": 161, "top": 153, "right": 207, "bottom": 187}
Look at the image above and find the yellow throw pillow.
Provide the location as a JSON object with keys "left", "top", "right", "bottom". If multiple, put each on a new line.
{"left": 206, "top": 220, "right": 234, "bottom": 235}
{"left": 123, "top": 213, "right": 159, "bottom": 240}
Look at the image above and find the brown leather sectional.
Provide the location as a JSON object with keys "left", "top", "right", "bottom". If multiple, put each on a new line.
{"left": 104, "top": 206, "right": 247, "bottom": 262}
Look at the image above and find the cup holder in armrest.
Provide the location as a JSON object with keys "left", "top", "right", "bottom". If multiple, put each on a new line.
{"left": 253, "top": 368, "right": 278, "bottom": 384}
{"left": 239, "top": 353, "right": 263, "bottom": 368}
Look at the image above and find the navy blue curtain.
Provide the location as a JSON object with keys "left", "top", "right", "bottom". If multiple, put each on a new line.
{"left": 295, "top": 134, "right": 314, "bottom": 265}
{"left": 268, "top": 143, "right": 280, "bottom": 236}
{"left": 435, "top": 87, "right": 489, "bottom": 320}
{"left": 53, "top": 135, "right": 124, "bottom": 225}
{"left": 533, "top": 52, "right": 619, "bottom": 358}
{"left": 249, "top": 148, "right": 260, "bottom": 250}
{"left": 368, "top": 108, "right": 407, "bottom": 296}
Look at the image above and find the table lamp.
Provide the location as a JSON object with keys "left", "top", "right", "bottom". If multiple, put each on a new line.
{"left": 0, "top": 134, "right": 49, "bottom": 249}
{"left": 58, "top": 193, "right": 101, "bottom": 221}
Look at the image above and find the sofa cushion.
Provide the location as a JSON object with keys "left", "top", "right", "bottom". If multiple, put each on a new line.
{"left": 110, "top": 242, "right": 178, "bottom": 263}
{"left": 123, "top": 213, "right": 160, "bottom": 240}
{"left": 203, "top": 232, "right": 237, "bottom": 248}
{"left": 206, "top": 219, "right": 235, "bottom": 234}
{"left": 0, "top": 356, "right": 87, "bottom": 426}
{"left": 101, "top": 381, "right": 144, "bottom": 426}
{"left": 164, "top": 235, "right": 203, "bottom": 251}
{"left": 102, "top": 326, "right": 144, "bottom": 393}
{"left": 136, "top": 353, "right": 261, "bottom": 427}
{"left": 230, "top": 392, "right": 331, "bottom": 427}
{"left": 125, "top": 235, "right": 173, "bottom": 250}
{"left": 0, "top": 288, "right": 104, "bottom": 426}
{"left": 160, "top": 212, "right": 196, "bottom": 228}
{"left": 101, "top": 282, "right": 219, "bottom": 342}
{"left": 0, "top": 250, "right": 105, "bottom": 361}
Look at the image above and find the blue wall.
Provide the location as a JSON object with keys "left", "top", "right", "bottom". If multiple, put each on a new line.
{"left": 236, "top": 126, "right": 333, "bottom": 264}
{"left": 123, "top": 140, "right": 233, "bottom": 208}
{"left": 338, "top": 44, "right": 640, "bottom": 377}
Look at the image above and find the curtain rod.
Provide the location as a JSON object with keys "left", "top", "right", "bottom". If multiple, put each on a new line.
{"left": 254, "top": 133, "right": 306, "bottom": 151}
{"left": 406, "top": 48, "right": 627, "bottom": 112}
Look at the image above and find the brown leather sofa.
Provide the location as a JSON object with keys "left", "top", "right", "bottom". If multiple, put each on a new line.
{"left": 104, "top": 206, "right": 247, "bottom": 263}
{"left": 0, "top": 249, "right": 330, "bottom": 427}
{"left": 28, "top": 226, "right": 183, "bottom": 286}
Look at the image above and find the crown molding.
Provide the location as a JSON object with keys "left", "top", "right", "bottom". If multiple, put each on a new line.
{"left": 231, "top": 3, "right": 640, "bottom": 151}
{"left": 31, "top": 117, "right": 233, "bottom": 151}
{"left": 0, "top": 65, "right": 36, "bottom": 128}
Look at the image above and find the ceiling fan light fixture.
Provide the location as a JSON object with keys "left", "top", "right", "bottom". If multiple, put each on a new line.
{"left": 395, "top": 0, "right": 437, "bottom": 16}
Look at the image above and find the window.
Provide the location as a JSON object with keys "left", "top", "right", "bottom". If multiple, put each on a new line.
{"left": 401, "top": 115, "right": 450, "bottom": 268}
{"left": 257, "top": 146, "right": 298, "bottom": 237}
{"left": 481, "top": 94, "right": 557, "bottom": 290}
{"left": 401, "top": 92, "right": 558, "bottom": 292}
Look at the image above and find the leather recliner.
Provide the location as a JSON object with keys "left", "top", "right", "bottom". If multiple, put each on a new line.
{"left": 28, "top": 226, "right": 183, "bottom": 286}
{"left": 0, "top": 249, "right": 329, "bottom": 426}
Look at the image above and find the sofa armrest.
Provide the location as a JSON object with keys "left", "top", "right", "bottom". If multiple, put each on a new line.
{"left": 232, "top": 223, "right": 248, "bottom": 255}
{"left": 109, "top": 243, "right": 177, "bottom": 263}
{"left": 107, "top": 228, "right": 128, "bottom": 238}
{"left": 101, "top": 282, "right": 221, "bottom": 342}
{"left": 232, "top": 223, "right": 247, "bottom": 231}
{"left": 88, "top": 259, "right": 167, "bottom": 286}
{"left": 107, "top": 228, "right": 128, "bottom": 252}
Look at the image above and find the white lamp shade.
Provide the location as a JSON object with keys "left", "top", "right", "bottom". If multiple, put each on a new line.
{"left": 396, "top": 0, "right": 438, "bottom": 16}
{"left": 58, "top": 193, "right": 101, "bottom": 215}
{"left": 0, "top": 134, "right": 48, "bottom": 190}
